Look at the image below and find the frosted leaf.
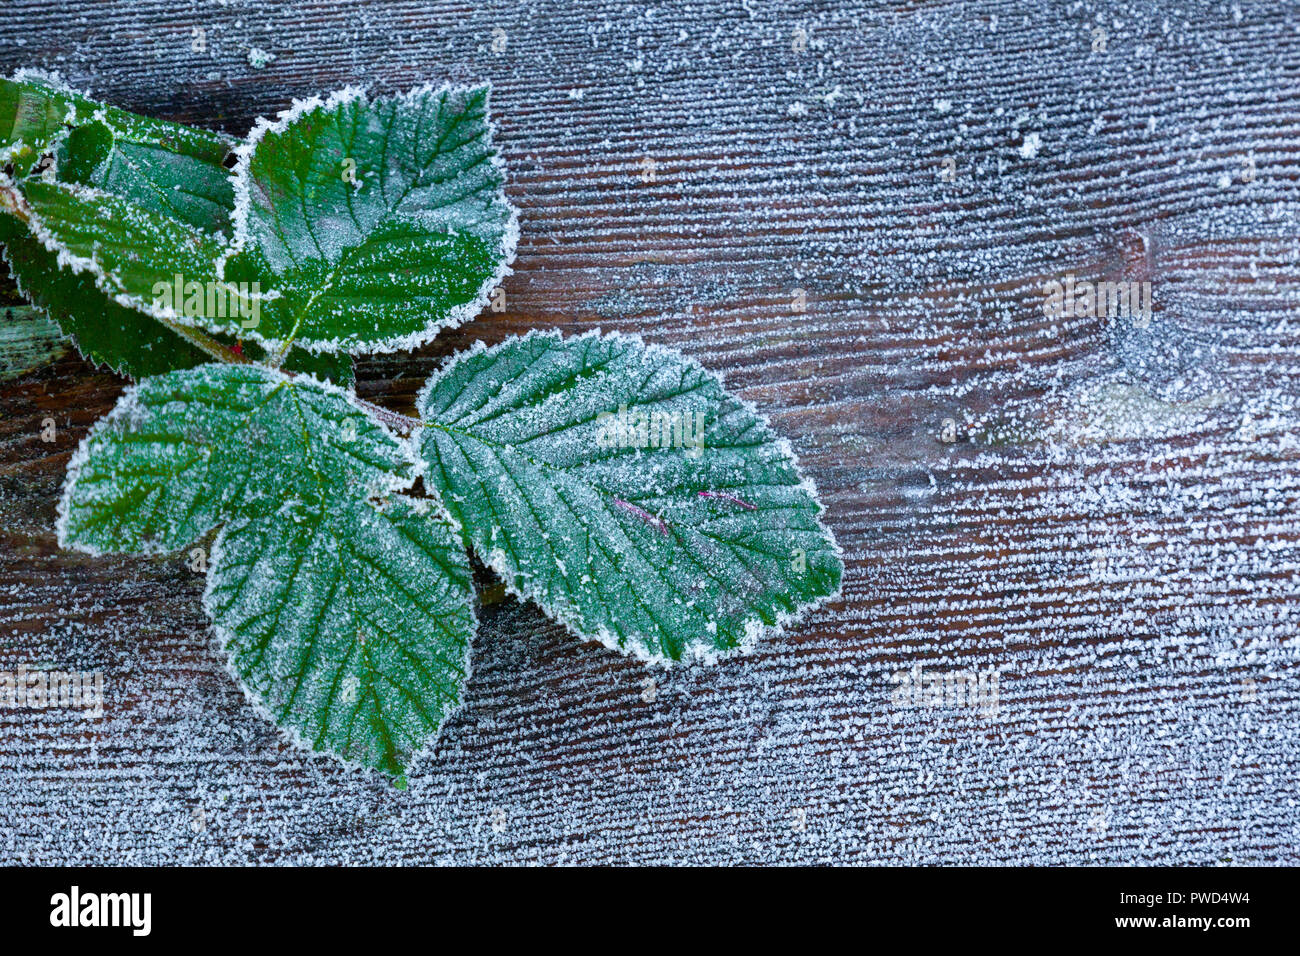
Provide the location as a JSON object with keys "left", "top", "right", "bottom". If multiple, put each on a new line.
{"left": 0, "top": 73, "right": 233, "bottom": 376}
{"left": 219, "top": 85, "right": 518, "bottom": 353}
{"left": 0, "top": 73, "right": 349, "bottom": 382}
{"left": 58, "top": 364, "right": 474, "bottom": 775}
{"left": 1, "top": 71, "right": 233, "bottom": 257}
{"left": 0, "top": 215, "right": 212, "bottom": 377}
{"left": 1, "top": 71, "right": 235, "bottom": 176}
{"left": 1, "top": 213, "right": 354, "bottom": 383}
{"left": 209, "top": 496, "right": 473, "bottom": 777}
{"left": 0, "top": 72, "right": 84, "bottom": 176}
{"left": 53, "top": 116, "right": 233, "bottom": 234}
{"left": 415, "top": 330, "right": 842, "bottom": 663}
{"left": 19, "top": 176, "right": 228, "bottom": 320}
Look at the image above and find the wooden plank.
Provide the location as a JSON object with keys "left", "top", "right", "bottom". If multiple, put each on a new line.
{"left": 0, "top": 0, "right": 1297, "bottom": 864}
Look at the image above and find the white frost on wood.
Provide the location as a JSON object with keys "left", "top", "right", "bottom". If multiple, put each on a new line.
{"left": 1, "top": 0, "right": 1297, "bottom": 865}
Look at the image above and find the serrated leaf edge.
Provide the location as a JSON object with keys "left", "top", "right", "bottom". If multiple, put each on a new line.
{"left": 203, "top": 499, "right": 477, "bottom": 777}
{"left": 4, "top": 68, "right": 236, "bottom": 154}
{"left": 0, "top": 78, "right": 238, "bottom": 347}
{"left": 215, "top": 83, "right": 520, "bottom": 356}
{"left": 0, "top": 231, "right": 173, "bottom": 379}
{"left": 56, "top": 367, "right": 423, "bottom": 554}
{"left": 411, "top": 327, "right": 845, "bottom": 667}
{"left": 55, "top": 366, "right": 477, "bottom": 775}
{"left": 3, "top": 163, "right": 235, "bottom": 337}
{"left": 5, "top": 67, "right": 81, "bottom": 125}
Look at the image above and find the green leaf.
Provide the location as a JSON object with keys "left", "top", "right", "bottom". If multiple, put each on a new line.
{"left": 53, "top": 116, "right": 234, "bottom": 234}
{"left": 18, "top": 176, "right": 227, "bottom": 316}
{"left": 1, "top": 70, "right": 234, "bottom": 192}
{"left": 220, "top": 85, "right": 517, "bottom": 352}
{"left": 414, "top": 330, "right": 842, "bottom": 663}
{"left": 0, "top": 83, "right": 238, "bottom": 341}
{"left": 0, "top": 215, "right": 212, "bottom": 377}
{"left": 59, "top": 363, "right": 474, "bottom": 774}
{"left": 210, "top": 496, "right": 473, "bottom": 776}
{"left": 0, "top": 73, "right": 242, "bottom": 377}
{"left": 0, "top": 216, "right": 349, "bottom": 383}
{"left": 0, "top": 71, "right": 83, "bottom": 176}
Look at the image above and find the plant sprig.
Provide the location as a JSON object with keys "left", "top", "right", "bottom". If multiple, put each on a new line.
{"left": 1, "top": 71, "right": 842, "bottom": 778}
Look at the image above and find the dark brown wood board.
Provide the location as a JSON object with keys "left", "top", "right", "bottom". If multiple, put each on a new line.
{"left": 0, "top": 0, "right": 1297, "bottom": 864}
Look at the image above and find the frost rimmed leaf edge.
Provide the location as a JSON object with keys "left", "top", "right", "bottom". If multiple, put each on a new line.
{"left": 411, "top": 327, "right": 845, "bottom": 667}
{"left": 4, "top": 79, "right": 520, "bottom": 359}
{"left": 0, "top": 70, "right": 237, "bottom": 339}
{"left": 53, "top": 367, "right": 476, "bottom": 777}
{"left": 215, "top": 83, "right": 521, "bottom": 356}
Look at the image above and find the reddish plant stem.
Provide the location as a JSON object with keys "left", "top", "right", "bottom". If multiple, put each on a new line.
{"left": 352, "top": 396, "right": 422, "bottom": 432}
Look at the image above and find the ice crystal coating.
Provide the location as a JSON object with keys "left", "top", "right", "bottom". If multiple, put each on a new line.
{"left": 415, "top": 330, "right": 842, "bottom": 663}
{"left": 219, "top": 85, "right": 518, "bottom": 353}
{"left": 0, "top": 72, "right": 233, "bottom": 376}
{"left": 0, "top": 73, "right": 353, "bottom": 382}
{"left": 58, "top": 364, "right": 474, "bottom": 774}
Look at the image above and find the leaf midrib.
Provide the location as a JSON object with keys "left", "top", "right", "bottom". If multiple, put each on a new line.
{"left": 262, "top": 89, "right": 496, "bottom": 349}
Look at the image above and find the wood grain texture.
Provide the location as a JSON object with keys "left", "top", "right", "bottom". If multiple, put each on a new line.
{"left": 1, "top": 0, "right": 1298, "bottom": 864}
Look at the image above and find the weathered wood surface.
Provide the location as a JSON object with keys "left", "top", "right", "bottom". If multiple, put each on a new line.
{"left": 1, "top": 0, "right": 1298, "bottom": 864}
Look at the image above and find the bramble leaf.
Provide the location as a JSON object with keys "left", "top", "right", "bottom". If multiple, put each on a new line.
{"left": 0, "top": 70, "right": 234, "bottom": 237}
{"left": 58, "top": 364, "right": 473, "bottom": 774}
{"left": 52, "top": 115, "right": 233, "bottom": 234}
{"left": 414, "top": 330, "right": 842, "bottom": 663}
{"left": 19, "top": 175, "right": 228, "bottom": 315}
{"left": 0, "top": 72, "right": 77, "bottom": 176}
{"left": 0, "top": 214, "right": 213, "bottom": 377}
{"left": 209, "top": 495, "right": 472, "bottom": 776}
{"left": 1, "top": 71, "right": 235, "bottom": 182}
{"left": 1, "top": 214, "right": 353, "bottom": 382}
{"left": 0, "top": 77, "right": 238, "bottom": 341}
{"left": 0, "top": 79, "right": 346, "bottom": 382}
{"left": 220, "top": 85, "right": 517, "bottom": 352}
{"left": 0, "top": 72, "right": 243, "bottom": 376}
